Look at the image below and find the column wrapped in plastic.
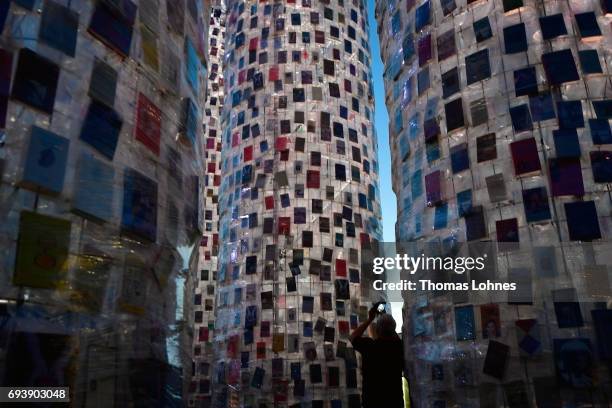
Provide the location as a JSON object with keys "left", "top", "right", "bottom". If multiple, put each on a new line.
{"left": 377, "top": 0, "right": 612, "bottom": 406}
{"left": 214, "top": 0, "right": 383, "bottom": 406}
{"left": 190, "top": 1, "right": 225, "bottom": 407}
{"left": 0, "top": 0, "right": 209, "bottom": 405}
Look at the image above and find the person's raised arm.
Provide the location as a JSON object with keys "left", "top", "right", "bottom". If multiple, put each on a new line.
{"left": 349, "top": 305, "right": 377, "bottom": 343}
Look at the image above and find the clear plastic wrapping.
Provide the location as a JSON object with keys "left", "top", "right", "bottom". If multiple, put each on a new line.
{"left": 0, "top": 0, "right": 209, "bottom": 405}
{"left": 376, "top": 0, "right": 612, "bottom": 406}
{"left": 190, "top": 1, "right": 225, "bottom": 406}
{"left": 212, "top": 0, "right": 383, "bottom": 406}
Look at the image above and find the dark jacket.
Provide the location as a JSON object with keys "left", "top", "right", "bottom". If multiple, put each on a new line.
{"left": 351, "top": 336, "right": 404, "bottom": 408}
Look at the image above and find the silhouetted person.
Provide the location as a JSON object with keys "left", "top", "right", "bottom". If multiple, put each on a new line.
{"left": 350, "top": 305, "right": 404, "bottom": 408}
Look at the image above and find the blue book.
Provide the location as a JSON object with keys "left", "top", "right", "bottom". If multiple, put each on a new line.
{"left": 121, "top": 168, "right": 157, "bottom": 242}
{"left": 39, "top": 2, "right": 79, "bottom": 57}
{"left": 473, "top": 17, "right": 492, "bottom": 42}
{"left": 514, "top": 67, "right": 537, "bottom": 96}
{"left": 564, "top": 201, "right": 601, "bottom": 241}
{"left": 457, "top": 189, "right": 472, "bottom": 217}
{"left": 553, "top": 338, "right": 593, "bottom": 388}
{"left": 181, "top": 98, "right": 198, "bottom": 146}
{"left": 22, "top": 127, "right": 69, "bottom": 194}
{"left": 593, "top": 100, "right": 612, "bottom": 119}
{"left": 455, "top": 305, "right": 476, "bottom": 341}
{"left": 553, "top": 129, "right": 580, "bottom": 158}
{"left": 290, "top": 362, "right": 301, "bottom": 380}
{"left": 72, "top": 153, "right": 114, "bottom": 222}
{"left": 303, "top": 321, "right": 313, "bottom": 337}
{"left": 509, "top": 104, "right": 533, "bottom": 132}
{"left": 557, "top": 100, "right": 584, "bottom": 128}
{"left": 590, "top": 151, "right": 612, "bottom": 183}
{"left": 504, "top": 23, "right": 527, "bottom": 54}
{"left": 0, "top": 1, "right": 9, "bottom": 34}
{"left": 185, "top": 37, "right": 199, "bottom": 96}
{"left": 539, "top": 13, "right": 567, "bottom": 40}
{"left": 14, "top": 0, "right": 35, "bottom": 10}
{"left": 88, "top": 0, "right": 136, "bottom": 58}
{"left": 241, "top": 351, "right": 249, "bottom": 368}
{"left": 415, "top": 0, "right": 431, "bottom": 32}
{"left": 542, "top": 49, "right": 579, "bottom": 85}
{"left": 12, "top": 49, "right": 59, "bottom": 115}
{"left": 80, "top": 101, "right": 122, "bottom": 159}
{"left": 465, "top": 49, "right": 490, "bottom": 85}
{"left": 578, "top": 50, "right": 602, "bottom": 74}
{"left": 591, "top": 309, "right": 612, "bottom": 359}
{"left": 450, "top": 143, "right": 469, "bottom": 173}
{"left": 434, "top": 203, "right": 448, "bottom": 230}
{"left": 245, "top": 305, "right": 257, "bottom": 328}
{"left": 243, "top": 328, "right": 253, "bottom": 345}
{"left": 529, "top": 92, "right": 555, "bottom": 122}
{"left": 589, "top": 119, "right": 612, "bottom": 144}
{"left": 522, "top": 187, "right": 551, "bottom": 223}
{"left": 575, "top": 12, "right": 601, "bottom": 38}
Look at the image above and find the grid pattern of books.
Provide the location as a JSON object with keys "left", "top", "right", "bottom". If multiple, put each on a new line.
{"left": 376, "top": 0, "right": 612, "bottom": 406}
{"left": 212, "top": 0, "right": 383, "bottom": 406}
{"left": 191, "top": 2, "right": 225, "bottom": 406}
{"left": 0, "top": 0, "right": 209, "bottom": 405}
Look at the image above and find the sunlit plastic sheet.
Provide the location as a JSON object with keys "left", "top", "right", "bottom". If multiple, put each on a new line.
{"left": 0, "top": 0, "right": 209, "bottom": 406}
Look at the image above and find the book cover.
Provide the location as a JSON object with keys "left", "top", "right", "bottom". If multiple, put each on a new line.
{"left": 14, "top": 211, "right": 71, "bottom": 289}
{"left": 22, "top": 126, "right": 69, "bottom": 195}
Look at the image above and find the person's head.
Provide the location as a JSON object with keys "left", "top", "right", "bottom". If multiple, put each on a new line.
{"left": 375, "top": 314, "right": 397, "bottom": 339}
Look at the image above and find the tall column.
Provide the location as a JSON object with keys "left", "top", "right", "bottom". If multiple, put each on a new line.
{"left": 214, "top": 0, "right": 382, "bottom": 406}
{"left": 376, "top": 0, "right": 612, "bottom": 406}
{"left": 0, "top": 0, "right": 209, "bottom": 405}
{"left": 191, "top": 1, "right": 226, "bottom": 407}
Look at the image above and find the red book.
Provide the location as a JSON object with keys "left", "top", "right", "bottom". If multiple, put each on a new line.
{"left": 135, "top": 93, "right": 161, "bottom": 156}
{"left": 307, "top": 170, "right": 320, "bottom": 188}
{"left": 275, "top": 137, "right": 288, "bottom": 151}
{"left": 244, "top": 145, "right": 253, "bottom": 161}
{"left": 269, "top": 66, "right": 279, "bottom": 81}
{"left": 510, "top": 137, "right": 541, "bottom": 175}
{"left": 198, "top": 327, "right": 209, "bottom": 342}
{"left": 265, "top": 196, "right": 275, "bottom": 210}
{"left": 227, "top": 335, "right": 239, "bottom": 358}
{"left": 335, "top": 259, "right": 347, "bottom": 277}
{"left": 496, "top": 218, "right": 519, "bottom": 243}
{"left": 278, "top": 217, "right": 291, "bottom": 235}
{"left": 257, "top": 341, "right": 266, "bottom": 359}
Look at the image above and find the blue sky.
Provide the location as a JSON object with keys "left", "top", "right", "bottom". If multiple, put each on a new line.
{"left": 368, "top": 0, "right": 396, "bottom": 242}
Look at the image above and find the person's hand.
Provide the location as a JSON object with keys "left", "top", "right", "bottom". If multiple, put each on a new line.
{"left": 368, "top": 305, "right": 378, "bottom": 321}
